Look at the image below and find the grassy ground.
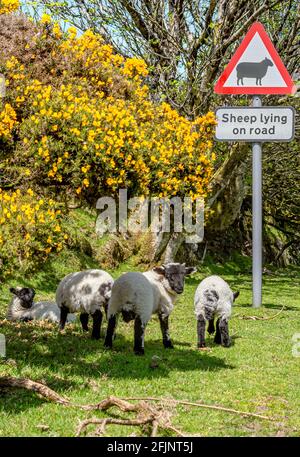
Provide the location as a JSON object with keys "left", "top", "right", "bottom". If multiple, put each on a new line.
{"left": 0, "top": 214, "right": 299, "bottom": 436}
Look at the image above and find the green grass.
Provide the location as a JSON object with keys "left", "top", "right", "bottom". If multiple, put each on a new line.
{"left": 0, "top": 207, "right": 299, "bottom": 437}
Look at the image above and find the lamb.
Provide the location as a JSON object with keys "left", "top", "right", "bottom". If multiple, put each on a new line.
{"left": 7, "top": 287, "right": 76, "bottom": 323}
{"left": 194, "top": 275, "right": 239, "bottom": 348}
{"left": 104, "top": 263, "right": 196, "bottom": 355}
{"left": 56, "top": 269, "right": 114, "bottom": 339}
{"left": 236, "top": 57, "right": 273, "bottom": 86}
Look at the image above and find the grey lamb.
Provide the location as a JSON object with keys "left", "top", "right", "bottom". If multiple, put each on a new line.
{"left": 104, "top": 262, "right": 196, "bottom": 355}
{"left": 56, "top": 269, "right": 114, "bottom": 339}
{"left": 194, "top": 275, "right": 239, "bottom": 348}
{"left": 7, "top": 287, "right": 76, "bottom": 323}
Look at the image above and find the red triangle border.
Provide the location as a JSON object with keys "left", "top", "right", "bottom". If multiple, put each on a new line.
{"left": 214, "top": 22, "right": 296, "bottom": 95}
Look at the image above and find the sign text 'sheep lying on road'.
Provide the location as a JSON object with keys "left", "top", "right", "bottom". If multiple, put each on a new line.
{"left": 215, "top": 106, "right": 295, "bottom": 142}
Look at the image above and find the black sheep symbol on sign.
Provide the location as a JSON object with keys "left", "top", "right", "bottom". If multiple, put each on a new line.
{"left": 236, "top": 57, "right": 273, "bottom": 86}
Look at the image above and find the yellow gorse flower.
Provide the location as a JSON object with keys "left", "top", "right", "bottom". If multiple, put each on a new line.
{"left": 0, "top": 0, "right": 19, "bottom": 15}
{"left": 0, "top": 188, "right": 68, "bottom": 276}
{"left": 0, "top": 104, "right": 17, "bottom": 138}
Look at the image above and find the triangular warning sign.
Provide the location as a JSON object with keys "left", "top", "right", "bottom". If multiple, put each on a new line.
{"left": 214, "top": 22, "right": 296, "bottom": 95}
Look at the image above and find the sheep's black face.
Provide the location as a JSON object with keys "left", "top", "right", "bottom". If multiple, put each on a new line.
{"left": 154, "top": 263, "right": 196, "bottom": 294}
{"left": 121, "top": 309, "right": 136, "bottom": 323}
{"left": 10, "top": 287, "right": 35, "bottom": 309}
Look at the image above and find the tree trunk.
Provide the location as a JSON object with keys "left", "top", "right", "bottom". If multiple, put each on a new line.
{"left": 205, "top": 143, "right": 251, "bottom": 234}
{"left": 149, "top": 143, "right": 251, "bottom": 262}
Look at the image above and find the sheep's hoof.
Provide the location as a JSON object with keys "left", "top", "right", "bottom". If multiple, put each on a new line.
{"left": 104, "top": 341, "right": 112, "bottom": 349}
{"left": 221, "top": 339, "right": 231, "bottom": 348}
{"left": 163, "top": 340, "right": 174, "bottom": 349}
{"left": 134, "top": 348, "right": 145, "bottom": 356}
{"left": 91, "top": 333, "right": 101, "bottom": 340}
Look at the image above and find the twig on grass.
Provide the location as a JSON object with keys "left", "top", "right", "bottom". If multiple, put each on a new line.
{"left": 233, "top": 306, "right": 285, "bottom": 321}
{"left": 122, "top": 397, "right": 274, "bottom": 421}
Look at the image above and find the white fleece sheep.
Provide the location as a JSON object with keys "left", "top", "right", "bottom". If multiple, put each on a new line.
{"left": 7, "top": 287, "right": 76, "bottom": 323}
{"left": 194, "top": 275, "right": 239, "bottom": 348}
{"left": 56, "top": 269, "right": 114, "bottom": 339}
{"left": 104, "top": 263, "right": 195, "bottom": 355}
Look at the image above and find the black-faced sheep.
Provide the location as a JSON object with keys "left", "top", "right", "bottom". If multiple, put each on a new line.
{"left": 104, "top": 263, "right": 196, "bottom": 355}
{"left": 56, "top": 269, "right": 114, "bottom": 339}
{"left": 236, "top": 57, "right": 273, "bottom": 86}
{"left": 194, "top": 275, "right": 239, "bottom": 348}
{"left": 7, "top": 287, "right": 76, "bottom": 323}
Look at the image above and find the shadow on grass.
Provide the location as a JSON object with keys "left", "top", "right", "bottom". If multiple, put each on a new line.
{"left": 0, "top": 320, "right": 235, "bottom": 414}
{"left": 2, "top": 324, "right": 234, "bottom": 377}
{"left": 0, "top": 388, "right": 46, "bottom": 414}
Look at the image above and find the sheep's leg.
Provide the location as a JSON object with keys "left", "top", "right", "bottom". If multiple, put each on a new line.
{"left": 134, "top": 317, "right": 145, "bottom": 355}
{"left": 207, "top": 318, "right": 215, "bottom": 335}
{"left": 91, "top": 310, "right": 102, "bottom": 340}
{"left": 59, "top": 305, "right": 69, "bottom": 331}
{"left": 197, "top": 315, "right": 206, "bottom": 348}
{"left": 214, "top": 318, "right": 221, "bottom": 344}
{"left": 159, "top": 314, "right": 174, "bottom": 349}
{"left": 219, "top": 317, "right": 231, "bottom": 347}
{"left": 104, "top": 315, "right": 117, "bottom": 348}
{"left": 80, "top": 313, "right": 89, "bottom": 332}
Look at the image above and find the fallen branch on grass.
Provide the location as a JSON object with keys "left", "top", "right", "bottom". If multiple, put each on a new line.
{"left": 75, "top": 397, "right": 184, "bottom": 437}
{"left": 0, "top": 376, "right": 69, "bottom": 405}
{"left": 233, "top": 306, "right": 285, "bottom": 321}
{"left": 0, "top": 376, "right": 276, "bottom": 437}
{"left": 0, "top": 377, "right": 182, "bottom": 436}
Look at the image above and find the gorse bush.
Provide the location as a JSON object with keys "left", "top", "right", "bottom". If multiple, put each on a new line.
{"left": 0, "top": 10, "right": 216, "bottom": 276}
{"left": 0, "top": 188, "right": 68, "bottom": 277}
{"left": 2, "top": 15, "right": 216, "bottom": 202}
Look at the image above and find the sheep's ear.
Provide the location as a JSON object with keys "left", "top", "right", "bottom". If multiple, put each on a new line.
{"left": 153, "top": 266, "right": 166, "bottom": 276}
{"left": 9, "top": 287, "right": 18, "bottom": 296}
{"left": 233, "top": 291, "right": 240, "bottom": 301}
{"left": 184, "top": 266, "right": 197, "bottom": 276}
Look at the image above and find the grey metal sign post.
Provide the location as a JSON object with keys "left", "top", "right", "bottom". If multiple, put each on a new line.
{"left": 252, "top": 95, "right": 262, "bottom": 307}
{"left": 214, "top": 21, "right": 296, "bottom": 308}
{"left": 215, "top": 102, "right": 295, "bottom": 308}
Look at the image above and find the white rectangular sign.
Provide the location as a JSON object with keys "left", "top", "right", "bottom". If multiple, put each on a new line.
{"left": 215, "top": 106, "right": 295, "bottom": 142}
